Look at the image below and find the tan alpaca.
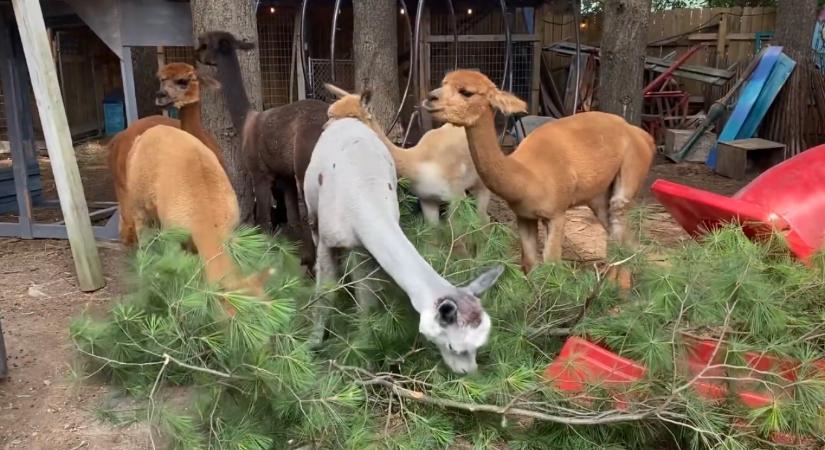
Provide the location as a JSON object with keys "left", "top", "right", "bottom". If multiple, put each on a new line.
{"left": 424, "top": 70, "right": 655, "bottom": 273}
{"left": 324, "top": 83, "right": 491, "bottom": 224}
{"left": 108, "top": 63, "right": 223, "bottom": 246}
{"left": 125, "top": 125, "right": 268, "bottom": 296}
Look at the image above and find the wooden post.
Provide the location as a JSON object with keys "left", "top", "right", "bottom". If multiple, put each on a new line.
{"left": 716, "top": 13, "right": 728, "bottom": 68}
{"left": 11, "top": 0, "right": 104, "bottom": 292}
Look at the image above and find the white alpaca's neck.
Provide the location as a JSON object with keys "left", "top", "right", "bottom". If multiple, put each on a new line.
{"left": 357, "top": 215, "right": 452, "bottom": 312}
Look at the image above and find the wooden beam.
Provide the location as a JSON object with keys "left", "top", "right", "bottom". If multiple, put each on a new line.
{"left": 427, "top": 33, "right": 540, "bottom": 43}
{"left": 716, "top": 15, "right": 729, "bottom": 68}
{"left": 10, "top": 0, "right": 104, "bottom": 292}
{"left": 689, "top": 32, "right": 761, "bottom": 42}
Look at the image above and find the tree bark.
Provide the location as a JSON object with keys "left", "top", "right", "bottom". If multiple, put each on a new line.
{"left": 598, "top": 0, "right": 651, "bottom": 126}
{"left": 131, "top": 46, "right": 160, "bottom": 119}
{"left": 773, "top": 0, "right": 818, "bottom": 61}
{"left": 189, "top": 0, "right": 262, "bottom": 222}
{"left": 763, "top": 0, "right": 821, "bottom": 156}
{"left": 353, "top": 0, "right": 400, "bottom": 136}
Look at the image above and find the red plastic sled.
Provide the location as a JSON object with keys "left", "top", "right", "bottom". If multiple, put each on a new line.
{"left": 652, "top": 143, "right": 825, "bottom": 261}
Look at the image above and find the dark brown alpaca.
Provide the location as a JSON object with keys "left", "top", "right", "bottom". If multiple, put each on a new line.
{"left": 195, "top": 31, "right": 327, "bottom": 266}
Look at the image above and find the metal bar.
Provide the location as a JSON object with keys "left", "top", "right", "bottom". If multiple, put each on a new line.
{"left": 330, "top": 0, "right": 342, "bottom": 83}
{"left": 299, "top": 0, "right": 310, "bottom": 95}
{"left": 446, "top": 0, "right": 457, "bottom": 70}
{"left": 426, "top": 33, "right": 539, "bottom": 42}
{"left": 643, "top": 44, "right": 705, "bottom": 95}
{"left": 572, "top": 0, "right": 581, "bottom": 114}
{"left": 386, "top": 0, "right": 415, "bottom": 135}
{"left": 499, "top": 0, "right": 512, "bottom": 90}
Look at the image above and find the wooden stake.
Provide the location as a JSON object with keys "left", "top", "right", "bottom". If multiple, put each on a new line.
{"left": 11, "top": 0, "right": 104, "bottom": 291}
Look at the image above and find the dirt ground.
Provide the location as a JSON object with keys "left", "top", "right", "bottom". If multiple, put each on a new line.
{"left": 0, "top": 144, "right": 752, "bottom": 449}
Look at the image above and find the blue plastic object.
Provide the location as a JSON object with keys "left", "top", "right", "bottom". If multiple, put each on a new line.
{"left": 737, "top": 53, "right": 795, "bottom": 140}
{"left": 706, "top": 46, "right": 783, "bottom": 169}
{"left": 103, "top": 101, "right": 125, "bottom": 136}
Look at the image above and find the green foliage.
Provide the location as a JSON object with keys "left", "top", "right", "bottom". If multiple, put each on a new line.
{"left": 72, "top": 187, "right": 825, "bottom": 448}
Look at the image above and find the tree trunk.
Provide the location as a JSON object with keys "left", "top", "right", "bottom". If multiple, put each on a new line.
{"left": 131, "top": 46, "right": 160, "bottom": 119}
{"left": 189, "top": 0, "right": 262, "bottom": 222}
{"left": 773, "top": 0, "right": 818, "bottom": 61}
{"left": 598, "top": 0, "right": 651, "bottom": 126}
{"left": 353, "top": 0, "right": 400, "bottom": 136}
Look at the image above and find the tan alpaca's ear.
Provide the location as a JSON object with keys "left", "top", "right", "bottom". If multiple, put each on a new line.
{"left": 324, "top": 83, "right": 351, "bottom": 99}
{"left": 198, "top": 73, "right": 221, "bottom": 91}
{"left": 360, "top": 89, "right": 372, "bottom": 106}
{"left": 490, "top": 90, "right": 527, "bottom": 115}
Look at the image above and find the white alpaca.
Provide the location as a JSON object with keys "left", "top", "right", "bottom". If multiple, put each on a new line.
{"left": 324, "top": 84, "right": 491, "bottom": 224}
{"left": 303, "top": 117, "right": 504, "bottom": 374}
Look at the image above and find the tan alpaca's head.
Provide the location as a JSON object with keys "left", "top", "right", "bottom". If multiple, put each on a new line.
{"left": 155, "top": 63, "right": 219, "bottom": 108}
{"left": 324, "top": 83, "right": 374, "bottom": 126}
{"left": 423, "top": 70, "right": 527, "bottom": 126}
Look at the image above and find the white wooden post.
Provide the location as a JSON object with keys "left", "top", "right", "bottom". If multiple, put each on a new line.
{"left": 11, "top": 0, "right": 104, "bottom": 292}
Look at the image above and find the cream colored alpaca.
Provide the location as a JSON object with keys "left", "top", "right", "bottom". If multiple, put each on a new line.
{"left": 325, "top": 84, "right": 491, "bottom": 224}
{"left": 125, "top": 125, "right": 270, "bottom": 297}
{"left": 424, "top": 70, "right": 655, "bottom": 273}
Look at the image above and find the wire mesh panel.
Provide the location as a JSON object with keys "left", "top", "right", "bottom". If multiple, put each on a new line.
{"left": 258, "top": 10, "right": 294, "bottom": 108}
{"left": 163, "top": 46, "right": 195, "bottom": 65}
{"left": 308, "top": 58, "right": 354, "bottom": 102}
{"left": 429, "top": 41, "right": 534, "bottom": 104}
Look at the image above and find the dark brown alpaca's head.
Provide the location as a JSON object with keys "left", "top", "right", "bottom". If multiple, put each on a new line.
{"left": 155, "top": 63, "right": 220, "bottom": 108}
{"left": 195, "top": 31, "right": 255, "bottom": 66}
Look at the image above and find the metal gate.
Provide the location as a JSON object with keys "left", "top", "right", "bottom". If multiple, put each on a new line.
{"left": 308, "top": 58, "right": 354, "bottom": 102}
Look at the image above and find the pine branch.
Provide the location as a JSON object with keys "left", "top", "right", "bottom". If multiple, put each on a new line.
{"left": 330, "top": 361, "right": 654, "bottom": 426}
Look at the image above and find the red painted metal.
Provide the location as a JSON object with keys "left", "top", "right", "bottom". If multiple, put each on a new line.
{"left": 652, "top": 143, "right": 825, "bottom": 261}
{"left": 643, "top": 45, "right": 706, "bottom": 95}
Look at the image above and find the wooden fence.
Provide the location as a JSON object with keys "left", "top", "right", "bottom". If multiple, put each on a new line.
{"left": 541, "top": 6, "right": 776, "bottom": 69}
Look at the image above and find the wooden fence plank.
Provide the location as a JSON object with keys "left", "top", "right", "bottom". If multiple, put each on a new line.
{"left": 11, "top": 0, "right": 104, "bottom": 291}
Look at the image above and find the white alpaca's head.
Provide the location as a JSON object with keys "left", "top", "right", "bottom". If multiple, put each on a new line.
{"left": 418, "top": 265, "right": 504, "bottom": 374}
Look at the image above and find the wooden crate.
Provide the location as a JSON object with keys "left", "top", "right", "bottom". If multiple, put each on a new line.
{"left": 664, "top": 129, "right": 717, "bottom": 163}
{"left": 716, "top": 138, "right": 786, "bottom": 180}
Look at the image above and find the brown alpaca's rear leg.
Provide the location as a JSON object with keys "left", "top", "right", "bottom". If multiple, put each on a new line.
{"left": 119, "top": 206, "right": 138, "bottom": 247}
{"left": 587, "top": 192, "right": 610, "bottom": 231}
{"left": 281, "top": 179, "right": 301, "bottom": 230}
{"left": 541, "top": 214, "right": 566, "bottom": 263}
{"left": 517, "top": 217, "right": 539, "bottom": 273}
{"left": 254, "top": 174, "right": 274, "bottom": 233}
{"left": 606, "top": 161, "right": 648, "bottom": 295}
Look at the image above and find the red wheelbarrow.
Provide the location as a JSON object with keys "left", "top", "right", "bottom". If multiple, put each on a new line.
{"left": 652, "top": 143, "right": 825, "bottom": 261}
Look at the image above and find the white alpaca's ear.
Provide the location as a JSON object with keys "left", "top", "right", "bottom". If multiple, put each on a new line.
{"left": 436, "top": 299, "right": 458, "bottom": 325}
{"left": 324, "top": 83, "right": 351, "bottom": 99}
{"left": 490, "top": 90, "right": 527, "bottom": 115}
{"left": 464, "top": 265, "right": 505, "bottom": 297}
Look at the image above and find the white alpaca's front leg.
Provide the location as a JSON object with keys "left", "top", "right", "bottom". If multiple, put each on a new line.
{"left": 309, "top": 243, "right": 337, "bottom": 348}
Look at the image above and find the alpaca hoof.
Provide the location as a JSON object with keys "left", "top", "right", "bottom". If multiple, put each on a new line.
{"left": 606, "top": 266, "right": 633, "bottom": 297}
